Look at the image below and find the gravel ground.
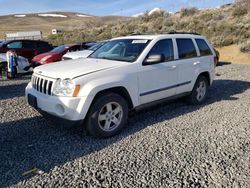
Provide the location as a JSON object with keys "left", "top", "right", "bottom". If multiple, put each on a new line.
{"left": 0, "top": 63, "right": 250, "bottom": 188}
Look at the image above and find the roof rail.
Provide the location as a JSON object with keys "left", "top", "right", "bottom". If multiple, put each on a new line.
{"left": 129, "top": 31, "right": 201, "bottom": 36}
{"left": 130, "top": 32, "right": 154, "bottom": 35}
{"left": 166, "top": 31, "right": 200, "bottom": 35}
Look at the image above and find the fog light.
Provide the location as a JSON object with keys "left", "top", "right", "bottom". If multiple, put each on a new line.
{"left": 55, "top": 104, "right": 65, "bottom": 115}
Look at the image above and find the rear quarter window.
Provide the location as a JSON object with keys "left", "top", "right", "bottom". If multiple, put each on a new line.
{"left": 195, "top": 39, "right": 212, "bottom": 56}
{"left": 176, "top": 38, "right": 197, "bottom": 59}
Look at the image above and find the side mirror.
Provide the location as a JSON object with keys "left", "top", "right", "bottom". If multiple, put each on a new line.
{"left": 143, "top": 54, "right": 164, "bottom": 65}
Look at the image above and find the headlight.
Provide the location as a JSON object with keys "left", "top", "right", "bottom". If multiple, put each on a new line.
{"left": 52, "top": 79, "right": 80, "bottom": 97}
{"left": 41, "top": 55, "right": 52, "bottom": 62}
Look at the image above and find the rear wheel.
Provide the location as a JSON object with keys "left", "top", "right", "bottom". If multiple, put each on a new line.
{"left": 187, "top": 76, "right": 208, "bottom": 105}
{"left": 86, "top": 93, "right": 128, "bottom": 138}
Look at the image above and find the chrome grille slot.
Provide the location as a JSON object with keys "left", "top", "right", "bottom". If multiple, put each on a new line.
{"left": 48, "top": 81, "right": 53, "bottom": 95}
{"left": 31, "top": 75, "right": 54, "bottom": 95}
{"left": 43, "top": 80, "right": 48, "bottom": 94}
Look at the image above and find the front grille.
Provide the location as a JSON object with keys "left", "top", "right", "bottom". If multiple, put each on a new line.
{"left": 32, "top": 75, "right": 53, "bottom": 95}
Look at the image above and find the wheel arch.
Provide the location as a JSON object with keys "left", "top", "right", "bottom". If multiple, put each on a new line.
{"left": 91, "top": 86, "right": 134, "bottom": 110}
{"left": 198, "top": 71, "right": 211, "bottom": 86}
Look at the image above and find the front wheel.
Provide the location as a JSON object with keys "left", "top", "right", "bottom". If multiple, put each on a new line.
{"left": 187, "top": 76, "right": 208, "bottom": 105}
{"left": 85, "top": 93, "right": 128, "bottom": 138}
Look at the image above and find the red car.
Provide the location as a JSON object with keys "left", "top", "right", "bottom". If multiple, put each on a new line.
{"left": 31, "top": 44, "right": 83, "bottom": 67}
{"left": 0, "top": 40, "right": 53, "bottom": 62}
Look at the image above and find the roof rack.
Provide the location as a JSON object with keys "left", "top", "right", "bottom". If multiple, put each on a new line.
{"left": 130, "top": 31, "right": 201, "bottom": 36}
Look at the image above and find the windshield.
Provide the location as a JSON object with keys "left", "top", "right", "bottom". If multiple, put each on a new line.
{"left": 51, "top": 45, "right": 69, "bottom": 53}
{"left": 89, "top": 39, "right": 150, "bottom": 62}
{"left": 88, "top": 42, "right": 106, "bottom": 51}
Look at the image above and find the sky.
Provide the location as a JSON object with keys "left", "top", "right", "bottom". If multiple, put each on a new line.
{"left": 0, "top": 0, "right": 235, "bottom": 16}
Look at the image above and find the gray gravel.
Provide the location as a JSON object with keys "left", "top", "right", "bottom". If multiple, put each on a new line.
{"left": 0, "top": 63, "right": 250, "bottom": 188}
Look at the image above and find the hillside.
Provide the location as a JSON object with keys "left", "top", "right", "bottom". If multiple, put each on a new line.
{"left": 44, "top": 1, "right": 249, "bottom": 57}
{"left": 0, "top": 12, "right": 129, "bottom": 38}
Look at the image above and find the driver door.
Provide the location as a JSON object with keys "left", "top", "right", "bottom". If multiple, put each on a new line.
{"left": 138, "top": 39, "right": 178, "bottom": 105}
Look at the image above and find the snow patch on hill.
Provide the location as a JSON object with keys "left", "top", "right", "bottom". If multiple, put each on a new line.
{"left": 132, "top": 13, "right": 144, "bottom": 17}
{"left": 14, "top": 14, "right": 26, "bottom": 17}
{"left": 38, "top": 14, "right": 67, "bottom": 18}
{"left": 132, "top": 8, "right": 164, "bottom": 17}
{"left": 148, "top": 8, "right": 162, "bottom": 15}
{"left": 76, "top": 14, "right": 92, "bottom": 18}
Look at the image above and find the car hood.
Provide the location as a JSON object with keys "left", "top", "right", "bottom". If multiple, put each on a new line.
{"left": 34, "top": 58, "right": 126, "bottom": 79}
{"left": 33, "top": 52, "right": 55, "bottom": 61}
{"left": 63, "top": 50, "right": 93, "bottom": 59}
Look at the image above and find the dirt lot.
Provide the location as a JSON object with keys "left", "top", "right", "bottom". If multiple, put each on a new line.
{"left": 217, "top": 45, "right": 250, "bottom": 64}
{"left": 0, "top": 63, "right": 250, "bottom": 187}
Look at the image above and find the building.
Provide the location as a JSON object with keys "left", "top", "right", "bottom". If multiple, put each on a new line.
{"left": 52, "top": 29, "right": 64, "bottom": 35}
{"left": 5, "top": 31, "right": 42, "bottom": 40}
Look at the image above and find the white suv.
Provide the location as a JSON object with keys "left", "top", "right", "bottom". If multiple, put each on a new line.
{"left": 26, "top": 33, "right": 216, "bottom": 137}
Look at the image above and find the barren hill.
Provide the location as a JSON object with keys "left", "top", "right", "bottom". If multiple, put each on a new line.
{"left": 0, "top": 12, "right": 129, "bottom": 38}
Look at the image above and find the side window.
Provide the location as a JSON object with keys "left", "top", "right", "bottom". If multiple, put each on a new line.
{"left": 195, "top": 39, "right": 212, "bottom": 56}
{"left": 7, "top": 41, "right": 22, "bottom": 49}
{"left": 69, "top": 45, "right": 81, "bottom": 52}
{"left": 23, "top": 41, "right": 36, "bottom": 49}
{"left": 38, "top": 42, "right": 48, "bottom": 48}
{"left": 148, "top": 39, "right": 174, "bottom": 61}
{"left": 176, "top": 38, "right": 197, "bottom": 59}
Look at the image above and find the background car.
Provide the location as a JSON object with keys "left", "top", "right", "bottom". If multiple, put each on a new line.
{"left": 0, "top": 40, "right": 53, "bottom": 62}
{"left": 0, "top": 53, "right": 32, "bottom": 74}
{"left": 62, "top": 41, "right": 108, "bottom": 60}
{"left": 31, "top": 44, "right": 89, "bottom": 67}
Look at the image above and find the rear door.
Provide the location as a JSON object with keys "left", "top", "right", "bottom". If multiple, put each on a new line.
{"left": 174, "top": 38, "right": 198, "bottom": 94}
{"left": 138, "top": 39, "right": 178, "bottom": 104}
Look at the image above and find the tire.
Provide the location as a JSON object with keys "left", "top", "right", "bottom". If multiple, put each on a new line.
{"left": 187, "top": 76, "right": 208, "bottom": 105}
{"left": 85, "top": 93, "right": 128, "bottom": 138}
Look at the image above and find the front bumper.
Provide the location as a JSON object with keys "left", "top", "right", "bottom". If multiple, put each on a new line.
{"left": 25, "top": 82, "right": 88, "bottom": 121}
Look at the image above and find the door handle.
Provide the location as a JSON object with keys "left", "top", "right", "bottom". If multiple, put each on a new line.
{"left": 167, "top": 65, "right": 177, "bottom": 70}
{"left": 193, "top": 62, "right": 201, "bottom": 65}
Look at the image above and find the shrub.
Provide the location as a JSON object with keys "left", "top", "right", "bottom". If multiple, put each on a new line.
{"left": 232, "top": 6, "right": 248, "bottom": 17}
{"left": 240, "top": 42, "right": 250, "bottom": 53}
{"left": 180, "top": 7, "right": 198, "bottom": 18}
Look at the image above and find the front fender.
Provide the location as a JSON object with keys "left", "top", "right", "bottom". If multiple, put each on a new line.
{"left": 76, "top": 74, "right": 139, "bottom": 119}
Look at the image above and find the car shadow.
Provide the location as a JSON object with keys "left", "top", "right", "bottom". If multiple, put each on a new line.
{"left": 0, "top": 79, "right": 250, "bottom": 187}
{"left": 0, "top": 83, "right": 28, "bottom": 100}
{"left": 216, "top": 61, "right": 231, "bottom": 67}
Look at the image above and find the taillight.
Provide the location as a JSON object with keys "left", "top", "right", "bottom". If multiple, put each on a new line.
{"left": 214, "top": 56, "right": 218, "bottom": 66}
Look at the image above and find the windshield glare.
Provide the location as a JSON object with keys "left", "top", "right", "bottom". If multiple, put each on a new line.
{"left": 89, "top": 42, "right": 105, "bottom": 51}
{"left": 51, "top": 45, "right": 68, "bottom": 53}
{"left": 90, "top": 39, "right": 150, "bottom": 62}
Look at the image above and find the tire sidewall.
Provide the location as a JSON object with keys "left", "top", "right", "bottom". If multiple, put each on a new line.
{"left": 86, "top": 93, "right": 128, "bottom": 138}
{"left": 190, "top": 76, "right": 208, "bottom": 105}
